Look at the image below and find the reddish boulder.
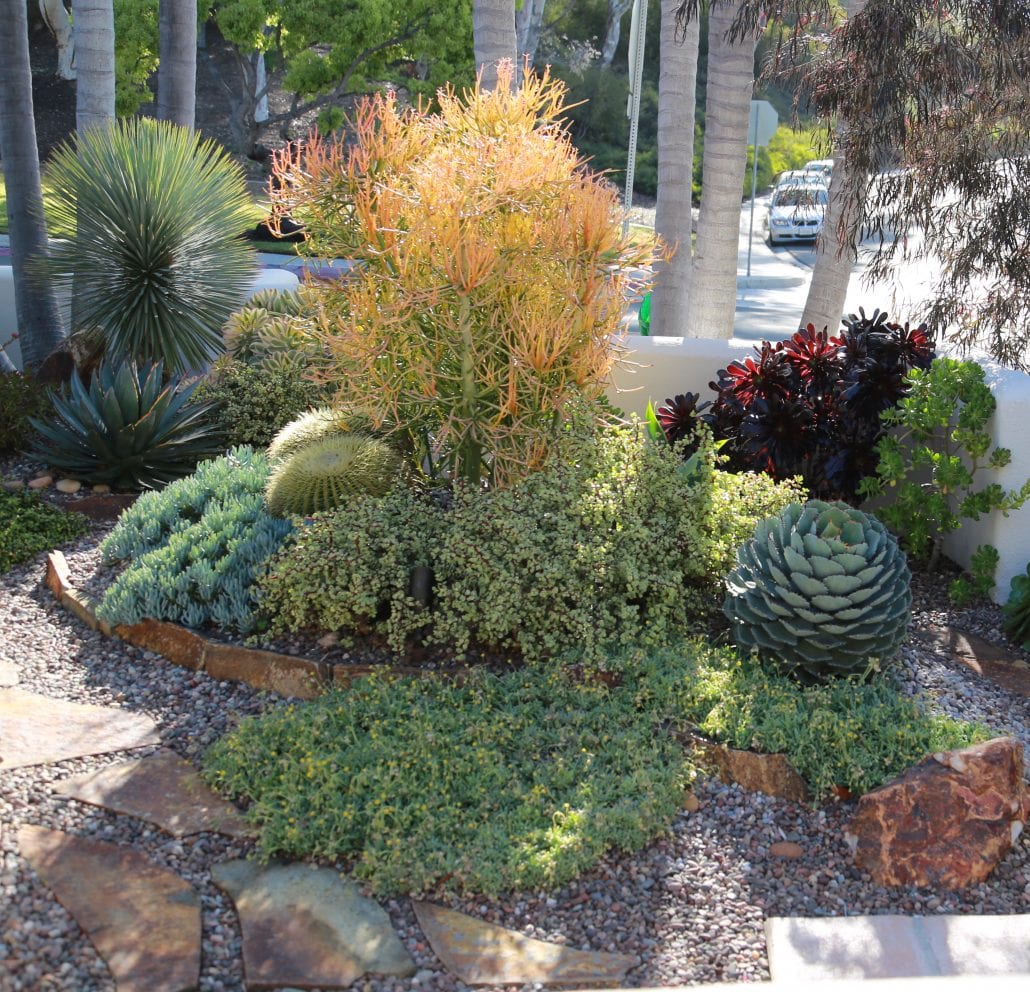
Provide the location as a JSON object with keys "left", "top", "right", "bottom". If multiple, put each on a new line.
{"left": 844, "top": 737, "right": 1030, "bottom": 888}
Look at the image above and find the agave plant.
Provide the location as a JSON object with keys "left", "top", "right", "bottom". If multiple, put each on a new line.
{"left": 724, "top": 500, "right": 912, "bottom": 683}
{"left": 1002, "top": 564, "right": 1030, "bottom": 649}
{"left": 42, "top": 118, "right": 258, "bottom": 374}
{"left": 30, "top": 362, "right": 225, "bottom": 490}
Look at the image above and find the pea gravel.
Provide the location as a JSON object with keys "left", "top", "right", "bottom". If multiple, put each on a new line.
{"left": 2, "top": 522, "right": 1028, "bottom": 992}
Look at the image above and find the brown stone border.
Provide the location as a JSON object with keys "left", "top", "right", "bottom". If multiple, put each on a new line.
{"left": 44, "top": 551, "right": 469, "bottom": 701}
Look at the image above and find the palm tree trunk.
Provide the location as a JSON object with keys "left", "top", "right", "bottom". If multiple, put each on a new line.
{"left": 515, "top": 0, "right": 546, "bottom": 80}
{"left": 800, "top": 0, "right": 869, "bottom": 333}
{"left": 687, "top": 0, "right": 756, "bottom": 340}
{"left": 39, "top": 0, "right": 76, "bottom": 80}
{"left": 157, "top": 0, "right": 197, "bottom": 129}
{"left": 651, "top": 0, "right": 700, "bottom": 336}
{"left": 72, "top": 0, "right": 115, "bottom": 131}
{"left": 473, "top": 0, "right": 516, "bottom": 91}
{"left": 0, "top": 0, "right": 66, "bottom": 369}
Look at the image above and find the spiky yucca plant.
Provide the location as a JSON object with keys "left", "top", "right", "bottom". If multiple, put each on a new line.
{"left": 42, "top": 118, "right": 257, "bottom": 374}
{"left": 30, "top": 362, "right": 225, "bottom": 490}
{"left": 724, "top": 500, "right": 912, "bottom": 683}
{"left": 265, "top": 434, "right": 402, "bottom": 516}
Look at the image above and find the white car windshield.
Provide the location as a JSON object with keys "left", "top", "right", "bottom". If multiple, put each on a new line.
{"left": 773, "top": 187, "right": 828, "bottom": 208}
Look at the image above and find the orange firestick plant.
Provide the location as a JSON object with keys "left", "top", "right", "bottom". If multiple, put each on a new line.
{"left": 268, "top": 63, "right": 663, "bottom": 488}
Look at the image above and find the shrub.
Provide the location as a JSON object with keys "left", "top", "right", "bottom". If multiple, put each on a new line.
{"left": 268, "top": 64, "right": 660, "bottom": 487}
{"left": 1002, "top": 563, "right": 1030, "bottom": 650}
{"left": 203, "top": 663, "right": 693, "bottom": 896}
{"left": 256, "top": 425, "right": 806, "bottom": 661}
{"left": 97, "top": 448, "right": 293, "bottom": 632}
{"left": 858, "top": 357, "right": 1030, "bottom": 603}
{"left": 658, "top": 311, "right": 935, "bottom": 501}
{"left": 630, "top": 641, "right": 991, "bottom": 801}
{"left": 191, "top": 359, "right": 323, "bottom": 449}
{"left": 0, "top": 490, "right": 88, "bottom": 574}
{"left": 42, "top": 118, "right": 257, "bottom": 373}
{"left": 0, "top": 370, "right": 51, "bottom": 453}
{"left": 29, "top": 360, "right": 225, "bottom": 491}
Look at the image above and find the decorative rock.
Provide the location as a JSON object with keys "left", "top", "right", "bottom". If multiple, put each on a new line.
{"left": 60, "top": 588, "right": 99, "bottom": 630}
{"left": 686, "top": 732, "right": 809, "bottom": 804}
{"left": 211, "top": 860, "right": 414, "bottom": 990}
{"left": 92, "top": 483, "right": 112, "bottom": 494}
{"left": 0, "top": 660, "right": 20, "bottom": 687}
{"left": 2, "top": 478, "right": 24, "bottom": 491}
{"left": 683, "top": 791, "right": 701, "bottom": 813}
{"left": 115, "top": 618, "right": 207, "bottom": 671}
{"left": 0, "top": 687, "right": 161, "bottom": 770}
{"left": 844, "top": 737, "right": 1030, "bottom": 888}
{"left": 55, "top": 478, "right": 81, "bottom": 494}
{"left": 769, "top": 841, "right": 805, "bottom": 859}
{"left": 923, "top": 624, "right": 1030, "bottom": 697}
{"left": 45, "top": 550, "right": 72, "bottom": 599}
{"left": 27, "top": 474, "right": 53, "bottom": 490}
{"left": 54, "top": 750, "right": 253, "bottom": 838}
{"left": 204, "top": 642, "right": 324, "bottom": 699}
{"left": 70, "top": 491, "right": 138, "bottom": 520}
{"left": 412, "top": 901, "right": 639, "bottom": 986}
{"left": 18, "top": 824, "right": 201, "bottom": 992}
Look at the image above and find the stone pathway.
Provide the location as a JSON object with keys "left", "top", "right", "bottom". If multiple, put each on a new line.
{"left": 5, "top": 680, "right": 640, "bottom": 989}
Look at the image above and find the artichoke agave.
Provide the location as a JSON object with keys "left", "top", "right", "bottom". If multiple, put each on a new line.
{"left": 30, "top": 362, "right": 225, "bottom": 490}
{"left": 724, "top": 499, "right": 912, "bottom": 682}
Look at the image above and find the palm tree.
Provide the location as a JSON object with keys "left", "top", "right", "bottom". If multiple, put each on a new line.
{"left": 687, "top": 0, "right": 757, "bottom": 339}
{"left": 651, "top": 0, "right": 701, "bottom": 335}
{"left": 0, "top": 0, "right": 65, "bottom": 370}
{"left": 157, "top": 0, "right": 198, "bottom": 129}
{"left": 515, "top": 0, "right": 546, "bottom": 79}
{"left": 39, "top": 0, "right": 76, "bottom": 81}
{"left": 72, "top": 0, "right": 115, "bottom": 131}
{"left": 473, "top": 0, "right": 516, "bottom": 90}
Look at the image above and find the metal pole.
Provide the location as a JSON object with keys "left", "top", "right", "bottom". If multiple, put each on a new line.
{"left": 623, "top": 0, "right": 649, "bottom": 239}
{"left": 746, "top": 107, "right": 759, "bottom": 277}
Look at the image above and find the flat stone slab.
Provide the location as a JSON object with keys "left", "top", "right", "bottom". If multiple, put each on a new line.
{"left": 53, "top": 749, "right": 253, "bottom": 838}
{"left": 0, "top": 660, "right": 19, "bottom": 687}
{"left": 17, "top": 824, "right": 201, "bottom": 992}
{"left": 766, "top": 914, "right": 1030, "bottom": 980}
{"left": 211, "top": 860, "right": 414, "bottom": 990}
{"left": 0, "top": 688, "right": 161, "bottom": 770}
{"left": 413, "top": 901, "right": 639, "bottom": 985}
{"left": 923, "top": 624, "right": 1030, "bottom": 697}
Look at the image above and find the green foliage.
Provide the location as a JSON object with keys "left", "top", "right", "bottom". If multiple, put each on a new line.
{"left": 29, "top": 361, "right": 225, "bottom": 491}
{"left": 264, "top": 434, "right": 403, "bottom": 517}
{"left": 858, "top": 358, "right": 1030, "bottom": 599}
{"left": 97, "top": 448, "right": 293, "bottom": 632}
{"left": 222, "top": 289, "right": 323, "bottom": 378}
{"left": 42, "top": 118, "right": 257, "bottom": 373}
{"left": 764, "top": 125, "right": 824, "bottom": 183}
{"left": 256, "top": 426, "right": 805, "bottom": 661}
{"left": 266, "top": 407, "right": 348, "bottom": 463}
{"left": 724, "top": 500, "right": 912, "bottom": 683}
{"left": 1002, "top": 562, "right": 1030, "bottom": 649}
{"left": 0, "top": 490, "right": 88, "bottom": 574}
{"left": 630, "top": 641, "right": 991, "bottom": 802}
{"left": 191, "top": 359, "right": 323, "bottom": 449}
{"left": 0, "top": 370, "right": 51, "bottom": 453}
{"left": 203, "top": 662, "right": 693, "bottom": 896}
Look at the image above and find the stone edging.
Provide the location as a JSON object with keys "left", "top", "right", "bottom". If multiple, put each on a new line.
{"left": 44, "top": 551, "right": 469, "bottom": 701}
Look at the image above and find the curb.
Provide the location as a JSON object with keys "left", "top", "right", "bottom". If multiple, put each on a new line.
{"left": 738, "top": 274, "right": 808, "bottom": 289}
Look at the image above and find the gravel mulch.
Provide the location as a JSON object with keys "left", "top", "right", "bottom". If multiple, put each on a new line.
{"left": 2, "top": 517, "right": 1029, "bottom": 992}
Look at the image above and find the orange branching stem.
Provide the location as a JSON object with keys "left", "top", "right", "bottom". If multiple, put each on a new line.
{"left": 270, "top": 61, "right": 665, "bottom": 488}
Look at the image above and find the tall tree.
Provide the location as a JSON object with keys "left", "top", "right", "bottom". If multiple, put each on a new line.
{"left": 474, "top": 0, "right": 516, "bottom": 89}
{"left": 72, "top": 0, "right": 116, "bottom": 132}
{"left": 39, "top": 0, "right": 76, "bottom": 80}
{"left": 687, "top": 0, "right": 758, "bottom": 339}
{"left": 651, "top": 0, "right": 700, "bottom": 335}
{"left": 156, "top": 0, "right": 197, "bottom": 128}
{"left": 600, "top": 0, "right": 634, "bottom": 67}
{"left": 515, "top": 0, "right": 546, "bottom": 68}
{"left": 0, "top": 0, "right": 65, "bottom": 369}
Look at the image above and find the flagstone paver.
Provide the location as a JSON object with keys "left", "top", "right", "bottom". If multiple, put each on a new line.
{"left": 17, "top": 824, "right": 202, "bottom": 992}
{"left": 0, "top": 687, "right": 161, "bottom": 770}
{"left": 0, "top": 660, "right": 19, "bottom": 687}
{"left": 211, "top": 859, "right": 415, "bottom": 990}
{"left": 53, "top": 749, "right": 254, "bottom": 838}
{"left": 412, "top": 901, "right": 640, "bottom": 986}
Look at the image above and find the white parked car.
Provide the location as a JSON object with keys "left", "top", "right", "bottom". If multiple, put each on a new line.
{"left": 773, "top": 169, "right": 820, "bottom": 190}
{"left": 766, "top": 184, "right": 828, "bottom": 245}
{"left": 802, "top": 159, "right": 834, "bottom": 182}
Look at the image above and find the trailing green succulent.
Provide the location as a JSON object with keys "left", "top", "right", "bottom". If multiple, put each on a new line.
{"left": 724, "top": 500, "right": 912, "bottom": 683}
{"left": 29, "top": 361, "right": 225, "bottom": 491}
{"left": 98, "top": 448, "right": 293, "bottom": 632}
{"left": 0, "top": 490, "right": 88, "bottom": 574}
{"left": 264, "top": 433, "right": 403, "bottom": 517}
{"left": 1002, "top": 563, "right": 1030, "bottom": 650}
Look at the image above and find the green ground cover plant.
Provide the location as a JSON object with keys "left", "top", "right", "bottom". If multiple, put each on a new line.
{"left": 0, "top": 370, "right": 51, "bottom": 453}
{"left": 97, "top": 448, "right": 293, "bottom": 632}
{"left": 0, "top": 490, "right": 88, "bottom": 574}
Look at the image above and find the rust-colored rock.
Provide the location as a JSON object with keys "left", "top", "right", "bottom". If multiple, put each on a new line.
{"left": 769, "top": 841, "right": 804, "bottom": 859}
{"left": 685, "top": 732, "right": 808, "bottom": 804}
{"left": 70, "top": 492, "right": 138, "bottom": 520}
{"left": 683, "top": 791, "right": 701, "bottom": 813}
{"left": 60, "top": 588, "right": 99, "bottom": 630}
{"left": 922, "top": 624, "right": 1030, "bottom": 698}
{"left": 204, "top": 642, "right": 324, "bottom": 699}
{"left": 115, "top": 619, "right": 207, "bottom": 671}
{"left": 28, "top": 475, "right": 53, "bottom": 490}
{"left": 845, "top": 737, "right": 1030, "bottom": 888}
{"left": 18, "top": 824, "right": 201, "bottom": 992}
{"left": 45, "top": 550, "right": 71, "bottom": 599}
